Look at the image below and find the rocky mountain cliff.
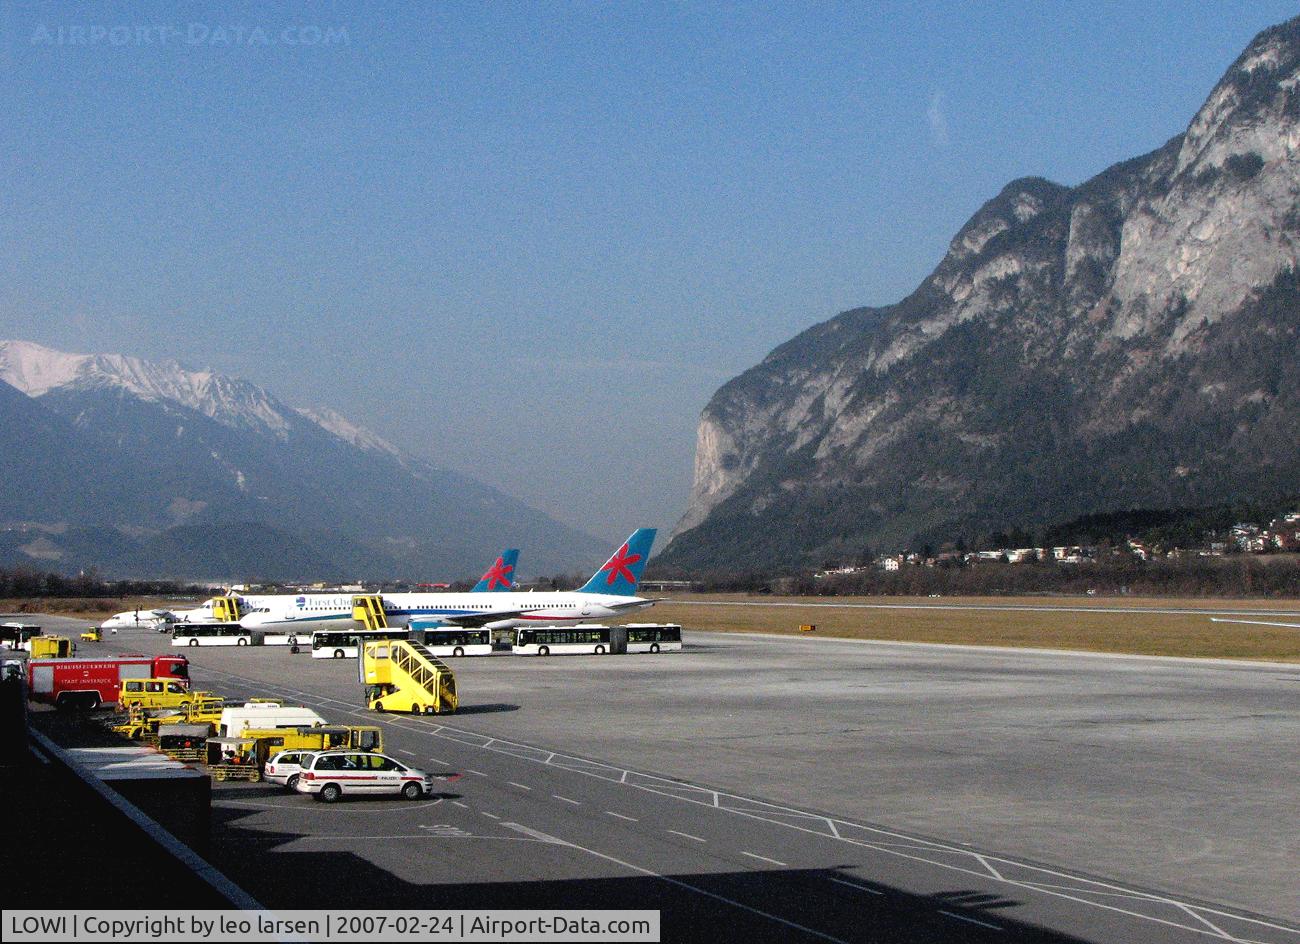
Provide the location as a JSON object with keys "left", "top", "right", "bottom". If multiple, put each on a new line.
{"left": 0, "top": 341, "right": 603, "bottom": 579}
{"left": 661, "top": 17, "right": 1300, "bottom": 572}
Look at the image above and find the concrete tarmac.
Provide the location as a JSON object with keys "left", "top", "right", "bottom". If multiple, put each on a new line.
{"left": 32, "top": 617, "right": 1300, "bottom": 942}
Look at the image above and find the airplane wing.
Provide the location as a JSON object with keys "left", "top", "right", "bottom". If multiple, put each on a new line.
{"left": 428, "top": 605, "right": 554, "bottom": 628}
{"left": 604, "top": 598, "right": 662, "bottom": 610}
{"left": 1209, "top": 617, "right": 1300, "bottom": 630}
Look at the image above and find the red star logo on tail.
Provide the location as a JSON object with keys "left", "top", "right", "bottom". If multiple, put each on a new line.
{"left": 483, "top": 557, "right": 514, "bottom": 590}
{"left": 600, "top": 543, "right": 642, "bottom": 586}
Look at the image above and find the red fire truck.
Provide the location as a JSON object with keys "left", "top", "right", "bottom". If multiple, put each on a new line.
{"left": 27, "top": 653, "right": 190, "bottom": 709}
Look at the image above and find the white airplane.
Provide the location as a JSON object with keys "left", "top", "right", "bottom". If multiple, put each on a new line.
{"left": 180, "top": 549, "right": 522, "bottom": 624}
{"left": 100, "top": 609, "right": 179, "bottom": 632}
{"left": 239, "top": 529, "right": 657, "bottom": 634}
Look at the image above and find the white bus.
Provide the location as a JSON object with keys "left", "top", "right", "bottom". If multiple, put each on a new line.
{"left": 311, "top": 629, "right": 409, "bottom": 659}
{"left": 625, "top": 624, "right": 683, "bottom": 653}
{"left": 417, "top": 627, "right": 492, "bottom": 657}
{"left": 512, "top": 625, "right": 613, "bottom": 656}
{"left": 171, "top": 623, "right": 255, "bottom": 647}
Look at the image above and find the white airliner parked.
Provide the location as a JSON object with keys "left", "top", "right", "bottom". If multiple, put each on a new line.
{"left": 178, "top": 549, "right": 521, "bottom": 624}
{"left": 239, "top": 529, "right": 658, "bottom": 634}
{"left": 100, "top": 608, "right": 179, "bottom": 631}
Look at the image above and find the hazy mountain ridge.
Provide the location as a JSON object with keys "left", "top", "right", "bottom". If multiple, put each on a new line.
{"left": 0, "top": 343, "right": 604, "bottom": 579}
{"left": 661, "top": 17, "right": 1300, "bottom": 572}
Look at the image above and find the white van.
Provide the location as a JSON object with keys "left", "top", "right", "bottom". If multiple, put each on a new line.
{"left": 218, "top": 702, "right": 327, "bottom": 737}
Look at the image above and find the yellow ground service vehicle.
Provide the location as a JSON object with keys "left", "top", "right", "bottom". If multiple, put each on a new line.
{"left": 206, "top": 736, "right": 265, "bottom": 781}
{"left": 117, "top": 678, "right": 215, "bottom": 712}
{"left": 158, "top": 723, "right": 209, "bottom": 761}
{"left": 109, "top": 704, "right": 154, "bottom": 741}
{"left": 244, "top": 724, "right": 384, "bottom": 756}
{"left": 31, "top": 635, "right": 75, "bottom": 658}
{"left": 360, "top": 639, "right": 457, "bottom": 715}
{"left": 79, "top": 628, "right": 102, "bottom": 643}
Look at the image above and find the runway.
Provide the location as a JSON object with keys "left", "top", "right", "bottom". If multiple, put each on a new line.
{"left": 41, "top": 618, "right": 1300, "bottom": 942}
{"left": 663, "top": 599, "right": 1300, "bottom": 618}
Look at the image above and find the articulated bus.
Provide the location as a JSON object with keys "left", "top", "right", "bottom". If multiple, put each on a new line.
{"left": 512, "top": 625, "right": 613, "bottom": 656}
{"left": 312, "top": 629, "right": 409, "bottom": 659}
{"left": 625, "top": 624, "right": 682, "bottom": 653}
{"left": 172, "top": 623, "right": 255, "bottom": 647}
{"left": 512, "top": 624, "right": 683, "bottom": 656}
{"left": 417, "top": 628, "right": 492, "bottom": 657}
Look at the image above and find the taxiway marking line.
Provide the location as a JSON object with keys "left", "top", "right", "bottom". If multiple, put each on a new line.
{"left": 827, "top": 876, "right": 885, "bottom": 896}
{"left": 667, "top": 829, "right": 706, "bottom": 843}
{"left": 939, "top": 910, "right": 1002, "bottom": 931}
{"left": 502, "top": 823, "right": 847, "bottom": 944}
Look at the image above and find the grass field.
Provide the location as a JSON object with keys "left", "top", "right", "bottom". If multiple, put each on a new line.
{"left": 642, "top": 594, "right": 1300, "bottom": 662}
{"left": 6, "top": 593, "right": 1299, "bottom": 662}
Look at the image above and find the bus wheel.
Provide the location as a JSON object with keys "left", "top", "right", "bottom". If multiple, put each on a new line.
{"left": 189, "top": 639, "right": 199, "bottom": 647}
{"left": 334, "top": 650, "right": 345, "bottom": 659}
{"left": 319, "top": 784, "right": 342, "bottom": 803}
{"left": 650, "top": 643, "right": 660, "bottom": 653}
{"left": 453, "top": 646, "right": 464, "bottom": 657}
{"left": 237, "top": 637, "right": 248, "bottom": 646}
{"left": 594, "top": 645, "right": 605, "bottom": 655}
{"left": 374, "top": 702, "right": 385, "bottom": 712}
{"left": 538, "top": 646, "right": 550, "bottom": 656}
{"left": 410, "top": 705, "right": 422, "bottom": 715}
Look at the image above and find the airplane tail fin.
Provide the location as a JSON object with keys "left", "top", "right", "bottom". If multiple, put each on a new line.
{"left": 577, "top": 528, "right": 656, "bottom": 596}
{"left": 472, "top": 549, "right": 519, "bottom": 592}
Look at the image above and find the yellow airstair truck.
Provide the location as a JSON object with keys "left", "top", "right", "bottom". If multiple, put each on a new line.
{"left": 360, "top": 638, "right": 457, "bottom": 715}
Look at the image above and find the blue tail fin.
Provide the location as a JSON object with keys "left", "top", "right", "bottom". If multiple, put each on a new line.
{"left": 472, "top": 549, "right": 519, "bottom": 592}
{"left": 577, "top": 529, "right": 656, "bottom": 596}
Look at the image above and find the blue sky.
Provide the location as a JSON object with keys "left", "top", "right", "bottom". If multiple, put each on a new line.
{"left": 2, "top": 1, "right": 1295, "bottom": 541}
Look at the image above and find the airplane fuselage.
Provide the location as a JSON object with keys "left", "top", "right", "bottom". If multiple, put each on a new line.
{"left": 239, "top": 591, "right": 653, "bottom": 633}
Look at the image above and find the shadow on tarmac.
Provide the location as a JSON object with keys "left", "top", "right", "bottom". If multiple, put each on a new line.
{"left": 452, "top": 702, "right": 520, "bottom": 715}
{"left": 201, "top": 803, "right": 1090, "bottom": 943}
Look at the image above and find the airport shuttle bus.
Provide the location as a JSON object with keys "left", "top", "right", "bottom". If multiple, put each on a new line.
{"left": 172, "top": 623, "right": 255, "bottom": 647}
{"left": 416, "top": 627, "right": 492, "bottom": 657}
{"left": 625, "top": 624, "right": 682, "bottom": 653}
{"left": 512, "top": 625, "right": 613, "bottom": 656}
{"left": 311, "top": 629, "right": 409, "bottom": 659}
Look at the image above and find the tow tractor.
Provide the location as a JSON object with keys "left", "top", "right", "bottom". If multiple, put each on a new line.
{"left": 206, "top": 736, "right": 265, "bottom": 781}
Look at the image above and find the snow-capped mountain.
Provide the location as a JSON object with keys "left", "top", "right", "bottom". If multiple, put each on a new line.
{"left": 0, "top": 340, "right": 603, "bottom": 579}
{"left": 0, "top": 339, "right": 387, "bottom": 447}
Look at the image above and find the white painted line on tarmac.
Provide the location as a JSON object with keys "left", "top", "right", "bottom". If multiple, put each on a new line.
{"left": 553, "top": 794, "right": 581, "bottom": 806}
{"left": 201, "top": 664, "right": 1296, "bottom": 943}
{"left": 502, "top": 823, "right": 848, "bottom": 944}
{"left": 398, "top": 749, "right": 415, "bottom": 756}
{"left": 667, "top": 829, "right": 706, "bottom": 843}
{"left": 827, "top": 876, "right": 885, "bottom": 896}
{"left": 508, "top": 781, "right": 532, "bottom": 791}
{"left": 605, "top": 811, "right": 639, "bottom": 822}
{"left": 451, "top": 800, "right": 468, "bottom": 809}
{"left": 939, "top": 910, "right": 1002, "bottom": 931}
{"left": 741, "top": 851, "right": 787, "bottom": 867}
{"left": 467, "top": 769, "right": 488, "bottom": 777}
{"left": 480, "top": 811, "right": 500, "bottom": 820}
